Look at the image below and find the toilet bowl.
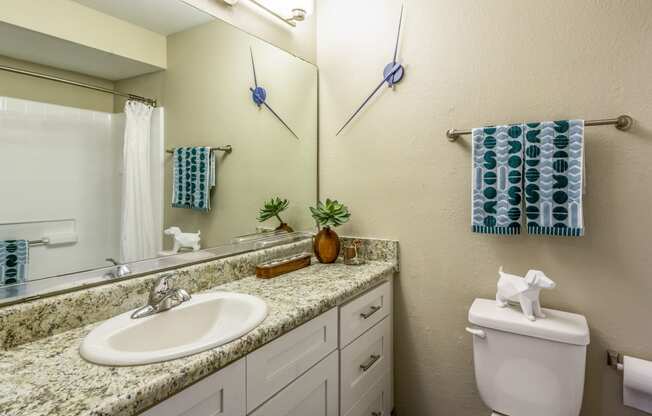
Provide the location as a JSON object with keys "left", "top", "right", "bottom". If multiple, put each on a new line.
{"left": 467, "top": 298, "right": 590, "bottom": 416}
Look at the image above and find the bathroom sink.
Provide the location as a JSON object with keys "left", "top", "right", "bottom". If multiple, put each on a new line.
{"left": 80, "top": 292, "right": 268, "bottom": 366}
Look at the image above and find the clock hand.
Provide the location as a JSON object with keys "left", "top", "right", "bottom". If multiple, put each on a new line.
{"left": 335, "top": 63, "right": 401, "bottom": 136}
{"left": 249, "top": 48, "right": 267, "bottom": 106}
{"left": 250, "top": 87, "right": 300, "bottom": 140}
{"left": 250, "top": 47, "right": 258, "bottom": 88}
{"left": 263, "top": 102, "right": 300, "bottom": 140}
{"left": 392, "top": 5, "right": 404, "bottom": 64}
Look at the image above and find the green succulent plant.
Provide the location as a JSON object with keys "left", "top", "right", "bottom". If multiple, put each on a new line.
{"left": 257, "top": 197, "right": 289, "bottom": 225}
{"left": 309, "top": 198, "right": 351, "bottom": 229}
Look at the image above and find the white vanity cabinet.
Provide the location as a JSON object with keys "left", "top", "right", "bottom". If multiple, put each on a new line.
{"left": 338, "top": 281, "right": 393, "bottom": 416}
{"left": 140, "top": 280, "right": 393, "bottom": 416}
{"left": 248, "top": 350, "right": 339, "bottom": 416}
{"left": 246, "top": 308, "right": 338, "bottom": 412}
{"left": 339, "top": 280, "right": 392, "bottom": 348}
{"left": 140, "top": 359, "right": 246, "bottom": 416}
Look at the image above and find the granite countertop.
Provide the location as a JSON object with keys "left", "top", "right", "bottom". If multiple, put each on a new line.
{"left": 0, "top": 260, "right": 395, "bottom": 416}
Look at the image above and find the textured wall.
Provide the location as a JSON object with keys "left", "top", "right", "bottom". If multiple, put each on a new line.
{"left": 317, "top": 0, "right": 652, "bottom": 415}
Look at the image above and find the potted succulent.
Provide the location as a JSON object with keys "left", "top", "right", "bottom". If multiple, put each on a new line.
{"left": 309, "top": 198, "right": 351, "bottom": 263}
{"left": 258, "top": 197, "right": 294, "bottom": 232}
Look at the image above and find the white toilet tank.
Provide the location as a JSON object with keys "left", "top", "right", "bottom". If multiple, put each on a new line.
{"left": 468, "top": 298, "right": 590, "bottom": 416}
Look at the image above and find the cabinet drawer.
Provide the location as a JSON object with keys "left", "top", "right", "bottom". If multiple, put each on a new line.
{"left": 140, "top": 358, "right": 245, "bottom": 416}
{"left": 248, "top": 350, "right": 339, "bottom": 416}
{"left": 343, "top": 371, "right": 392, "bottom": 416}
{"left": 339, "top": 280, "right": 392, "bottom": 348}
{"left": 340, "top": 316, "right": 392, "bottom": 415}
{"left": 246, "top": 308, "right": 338, "bottom": 413}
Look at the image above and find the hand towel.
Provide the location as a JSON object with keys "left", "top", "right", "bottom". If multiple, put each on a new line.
{"left": 472, "top": 124, "right": 525, "bottom": 234}
{"left": 0, "top": 240, "right": 29, "bottom": 285}
{"left": 523, "top": 120, "right": 584, "bottom": 236}
{"left": 172, "top": 147, "right": 216, "bottom": 212}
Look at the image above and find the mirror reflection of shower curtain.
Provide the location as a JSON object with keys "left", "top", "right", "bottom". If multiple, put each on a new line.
{"left": 120, "top": 101, "right": 157, "bottom": 263}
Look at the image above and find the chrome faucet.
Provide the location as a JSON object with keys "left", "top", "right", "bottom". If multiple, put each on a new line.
{"left": 105, "top": 258, "right": 131, "bottom": 278}
{"left": 131, "top": 273, "right": 191, "bottom": 319}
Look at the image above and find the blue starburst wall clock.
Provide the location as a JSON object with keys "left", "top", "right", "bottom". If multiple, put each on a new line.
{"left": 336, "top": 5, "right": 406, "bottom": 135}
{"left": 249, "top": 47, "right": 300, "bottom": 140}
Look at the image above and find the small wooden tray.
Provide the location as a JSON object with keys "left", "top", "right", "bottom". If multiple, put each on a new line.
{"left": 256, "top": 253, "right": 312, "bottom": 279}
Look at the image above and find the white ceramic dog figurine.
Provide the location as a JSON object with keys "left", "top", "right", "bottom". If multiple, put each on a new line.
{"left": 164, "top": 227, "right": 201, "bottom": 253}
{"left": 496, "top": 267, "right": 556, "bottom": 321}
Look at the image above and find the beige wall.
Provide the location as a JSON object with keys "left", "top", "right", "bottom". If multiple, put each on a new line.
{"left": 114, "top": 71, "right": 166, "bottom": 113}
{"left": 317, "top": 1, "right": 652, "bottom": 415}
{"left": 0, "top": 55, "right": 114, "bottom": 112}
{"left": 182, "top": 0, "right": 316, "bottom": 64}
{"left": 0, "top": 0, "right": 166, "bottom": 69}
{"left": 161, "top": 18, "right": 318, "bottom": 247}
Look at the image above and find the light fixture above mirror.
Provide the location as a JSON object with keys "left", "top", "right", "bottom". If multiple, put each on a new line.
{"left": 222, "top": 0, "right": 313, "bottom": 27}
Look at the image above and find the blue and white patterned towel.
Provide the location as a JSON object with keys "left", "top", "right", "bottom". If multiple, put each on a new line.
{"left": 172, "top": 147, "right": 216, "bottom": 212}
{"left": 523, "top": 120, "right": 584, "bottom": 236}
{"left": 472, "top": 124, "right": 525, "bottom": 235}
{"left": 0, "top": 240, "right": 29, "bottom": 285}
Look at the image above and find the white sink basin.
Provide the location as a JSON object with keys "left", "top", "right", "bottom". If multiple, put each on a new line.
{"left": 80, "top": 292, "right": 268, "bottom": 366}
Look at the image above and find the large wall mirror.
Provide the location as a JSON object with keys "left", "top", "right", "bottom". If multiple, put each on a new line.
{"left": 0, "top": 0, "right": 318, "bottom": 304}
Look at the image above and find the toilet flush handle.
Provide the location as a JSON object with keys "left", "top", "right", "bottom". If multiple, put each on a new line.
{"left": 465, "top": 327, "right": 486, "bottom": 339}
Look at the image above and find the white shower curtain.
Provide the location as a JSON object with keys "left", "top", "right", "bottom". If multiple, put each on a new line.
{"left": 120, "top": 100, "right": 157, "bottom": 263}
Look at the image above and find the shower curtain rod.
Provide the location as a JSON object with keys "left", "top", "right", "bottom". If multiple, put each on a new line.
{"left": 0, "top": 64, "right": 157, "bottom": 107}
{"left": 446, "top": 114, "right": 633, "bottom": 141}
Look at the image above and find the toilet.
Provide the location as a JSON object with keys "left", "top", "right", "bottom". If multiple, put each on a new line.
{"left": 467, "top": 298, "right": 590, "bottom": 416}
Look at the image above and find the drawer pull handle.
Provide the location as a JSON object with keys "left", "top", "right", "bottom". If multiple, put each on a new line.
{"left": 371, "top": 412, "right": 382, "bottom": 416}
{"left": 360, "top": 305, "right": 381, "bottom": 319}
{"left": 360, "top": 354, "right": 381, "bottom": 372}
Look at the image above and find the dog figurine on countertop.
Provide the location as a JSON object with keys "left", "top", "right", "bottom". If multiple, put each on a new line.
{"left": 496, "top": 267, "right": 556, "bottom": 321}
{"left": 164, "top": 227, "right": 201, "bottom": 253}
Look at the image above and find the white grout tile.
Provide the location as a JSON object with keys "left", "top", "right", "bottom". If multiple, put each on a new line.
{"left": 25, "top": 100, "right": 47, "bottom": 119}
{"left": 5, "top": 97, "right": 27, "bottom": 114}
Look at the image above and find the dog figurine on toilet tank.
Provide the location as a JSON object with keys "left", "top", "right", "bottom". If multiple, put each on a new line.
{"left": 496, "top": 267, "right": 556, "bottom": 321}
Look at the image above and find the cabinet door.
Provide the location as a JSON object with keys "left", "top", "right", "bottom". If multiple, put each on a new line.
{"left": 246, "top": 308, "right": 338, "bottom": 412}
{"left": 344, "top": 371, "right": 391, "bottom": 416}
{"left": 140, "top": 359, "right": 245, "bottom": 416}
{"left": 248, "top": 351, "right": 338, "bottom": 416}
{"left": 340, "top": 316, "right": 392, "bottom": 415}
{"left": 339, "top": 281, "right": 392, "bottom": 348}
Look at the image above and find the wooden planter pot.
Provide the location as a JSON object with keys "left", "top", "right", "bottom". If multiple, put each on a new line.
{"left": 313, "top": 227, "right": 340, "bottom": 263}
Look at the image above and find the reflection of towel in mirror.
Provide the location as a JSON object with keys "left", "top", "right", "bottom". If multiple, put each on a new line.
{"left": 172, "top": 147, "right": 216, "bottom": 212}
{"left": 0, "top": 240, "right": 29, "bottom": 285}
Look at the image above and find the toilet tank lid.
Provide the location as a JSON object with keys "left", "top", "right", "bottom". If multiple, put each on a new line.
{"left": 468, "top": 298, "right": 590, "bottom": 346}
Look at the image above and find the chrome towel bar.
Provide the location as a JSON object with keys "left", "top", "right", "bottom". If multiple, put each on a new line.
{"left": 166, "top": 145, "right": 233, "bottom": 154}
{"left": 446, "top": 114, "right": 633, "bottom": 142}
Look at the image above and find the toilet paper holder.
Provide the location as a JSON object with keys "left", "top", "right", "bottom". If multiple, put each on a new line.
{"left": 607, "top": 350, "right": 624, "bottom": 371}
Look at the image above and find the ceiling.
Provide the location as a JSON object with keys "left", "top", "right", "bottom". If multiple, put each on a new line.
{"left": 71, "top": 0, "right": 213, "bottom": 35}
{"left": 0, "top": 22, "right": 161, "bottom": 81}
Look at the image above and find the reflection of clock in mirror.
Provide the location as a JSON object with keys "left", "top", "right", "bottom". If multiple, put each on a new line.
{"left": 249, "top": 47, "right": 300, "bottom": 140}
{"left": 337, "top": 5, "right": 406, "bottom": 136}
